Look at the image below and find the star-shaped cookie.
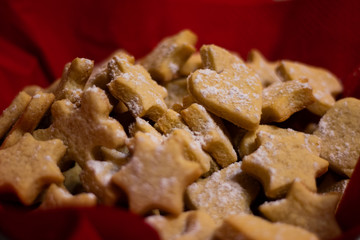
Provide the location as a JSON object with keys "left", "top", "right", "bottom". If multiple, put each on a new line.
{"left": 0, "top": 133, "right": 66, "bottom": 205}
{"left": 276, "top": 60, "right": 343, "bottom": 116}
{"left": 140, "top": 29, "right": 197, "bottom": 82}
{"left": 107, "top": 53, "right": 168, "bottom": 121}
{"left": 33, "top": 86, "right": 127, "bottom": 168}
{"left": 242, "top": 126, "right": 329, "bottom": 198}
{"left": 186, "top": 162, "right": 260, "bottom": 225}
{"left": 259, "top": 181, "right": 341, "bottom": 240}
{"left": 112, "top": 131, "right": 202, "bottom": 215}
{"left": 247, "top": 49, "right": 282, "bottom": 87}
{"left": 54, "top": 57, "right": 94, "bottom": 104}
{"left": 261, "top": 79, "right": 314, "bottom": 123}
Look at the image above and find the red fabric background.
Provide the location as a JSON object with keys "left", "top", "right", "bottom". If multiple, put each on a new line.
{"left": 0, "top": 0, "right": 360, "bottom": 239}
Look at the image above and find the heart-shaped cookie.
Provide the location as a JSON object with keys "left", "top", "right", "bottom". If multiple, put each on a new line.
{"left": 188, "top": 45, "right": 262, "bottom": 130}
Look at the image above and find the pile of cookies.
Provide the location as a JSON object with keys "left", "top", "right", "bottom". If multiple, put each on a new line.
{"left": 0, "top": 30, "right": 359, "bottom": 240}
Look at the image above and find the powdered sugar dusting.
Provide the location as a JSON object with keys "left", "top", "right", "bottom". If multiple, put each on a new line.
{"left": 87, "top": 160, "right": 119, "bottom": 185}
{"left": 187, "top": 162, "right": 254, "bottom": 224}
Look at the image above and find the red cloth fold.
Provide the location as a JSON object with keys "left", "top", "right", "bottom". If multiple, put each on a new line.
{"left": 0, "top": 0, "right": 360, "bottom": 239}
{"left": 0, "top": 207, "right": 160, "bottom": 240}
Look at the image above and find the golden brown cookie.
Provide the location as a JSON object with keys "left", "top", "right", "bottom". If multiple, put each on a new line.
{"left": 242, "top": 126, "right": 328, "bottom": 198}
{"left": 154, "top": 108, "right": 190, "bottom": 134}
{"left": 128, "top": 117, "right": 163, "bottom": 141}
{"left": 247, "top": 49, "right": 282, "bottom": 87}
{"left": 140, "top": 29, "right": 197, "bottom": 82}
{"left": 85, "top": 50, "right": 133, "bottom": 90}
{"left": 164, "top": 78, "right": 188, "bottom": 108}
{"left": 33, "top": 87, "right": 126, "bottom": 168}
{"left": 1, "top": 92, "right": 55, "bottom": 148}
{"left": 200, "top": 44, "right": 244, "bottom": 72}
{"left": 179, "top": 52, "right": 202, "bottom": 76}
{"left": 22, "top": 85, "right": 44, "bottom": 96}
{"left": 146, "top": 210, "right": 216, "bottom": 240}
{"left": 259, "top": 181, "right": 341, "bottom": 240}
{"left": 40, "top": 184, "right": 97, "bottom": 210}
{"left": 0, "top": 133, "right": 66, "bottom": 205}
{"left": 277, "top": 60, "right": 343, "bottom": 116}
{"left": 188, "top": 45, "right": 262, "bottom": 130}
{"left": 112, "top": 131, "right": 202, "bottom": 215}
{"left": 186, "top": 162, "right": 260, "bottom": 225}
{"left": 215, "top": 214, "right": 319, "bottom": 240}
{"left": 54, "top": 57, "right": 94, "bottom": 104}
{"left": 261, "top": 79, "right": 314, "bottom": 123}
{"left": 107, "top": 53, "right": 168, "bottom": 121}
{"left": 170, "top": 129, "right": 211, "bottom": 175}
{"left": 181, "top": 103, "right": 237, "bottom": 168}
{"left": 0, "top": 91, "right": 32, "bottom": 140}
{"left": 314, "top": 97, "right": 360, "bottom": 177}
{"left": 238, "top": 125, "right": 273, "bottom": 158}
{"left": 100, "top": 146, "right": 129, "bottom": 166}
{"left": 80, "top": 159, "right": 124, "bottom": 206}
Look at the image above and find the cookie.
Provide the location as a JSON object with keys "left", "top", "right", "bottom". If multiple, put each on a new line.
{"left": 0, "top": 133, "right": 66, "bottom": 205}
{"left": 164, "top": 78, "right": 188, "bottom": 108}
{"left": 85, "top": 50, "right": 133, "bottom": 90}
{"left": 154, "top": 109, "right": 190, "bottom": 134}
{"left": 140, "top": 29, "right": 197, "bottom": 82}
{"left": 107, "top": 53, "right": 168, "bottom": 121}
{"left": 100, "top": 146, "right": 129, "bottom": 166}
{"left": 146, "top": 210, "right": 216, "bottom": 240}
{"left": 1, "top": 92, "right": 55, "bottom": 148}
{"left": 259, "top": 181, "right": 341, "bottom": 240}
{"left": 33, "top": 87, "right": 127, "bottom": 168}
{"left": 169, "top": 129, "right": 212, "bottom": 175}
{"left": 215, "top": 214, "right": 319, "bottom": 240}
{"left": 40, "top": 184, "right": 97, "bottom": 210}
{"left": 54, "top": 57, "right": 94, "bottom": 105}
{"left": 314, "top": 98, "right": 360, "bottom": 177}
{"left": 80, "top": 159, "right": 124, "bottom": 206}
{"left": 242, "top": 126, "right": 328, "bottom": 198}
{"left": 238, "top": 125, "right": 275, "bottom": 158}
{"left": 186, "top": 162, "right": 260, "bottom": 225}
{"left": 261, "top": 79, "right": 315, "bottom": 123}
{"left": 129, "top": 117, "right": 163, "bottom": 141}
{"left": 0, "top": 91, "right": 31, "bottom": 140}
{"left": 247, "top": 49, "right": 281, "bottom": 87}
{"left": 22, "top": 85, "right": 44, "bottom": 96}
{"left": 179, "top": 52, "right": 202, "bottom": 76}
{"left": 200, "top": 44, "right": 244, "bottom": 73}
{"left": 180, "top": 103, "right": 237, "bottom": 168}
{"left": 188, "top": 44, "right": 262, "bottom": 130}
{"left": 112, "top": 131, "right": 202, "bottom": 215}
{"left": 277, "top": 60, "right": 343, "bottom": 116}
